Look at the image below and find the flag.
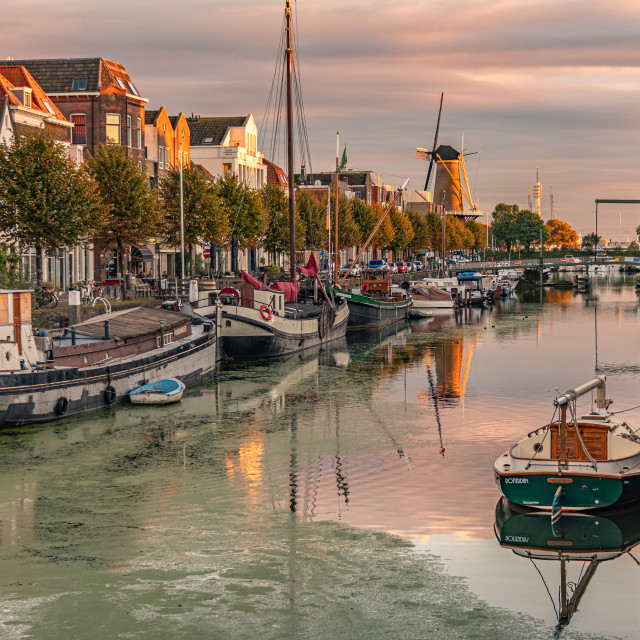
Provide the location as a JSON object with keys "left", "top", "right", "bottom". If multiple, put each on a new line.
{"left": 326, "top": 193, "right": 331, "bottom": 230}
{"left": 338, "top": 145, "right": 347, "bottom": 172}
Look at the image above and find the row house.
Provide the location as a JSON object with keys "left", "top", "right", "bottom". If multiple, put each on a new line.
{"left": 188, "top": 114, "right": 265, "bottom": 189}
{"left": 0, "top": 67, "right": 91, "bottom": 288}
{"left": 0, "top": 58, "right": 149, "bottom": 283}
{"left": 145, "top": 107, "right": 190, "bottom": 185}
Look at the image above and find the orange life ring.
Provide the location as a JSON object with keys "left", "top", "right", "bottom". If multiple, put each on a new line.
{"left": 260, "top": 304, "right": 273, "bottom": 321}
{"left": 362, "top": 283, "right": 370, "bottom": 293}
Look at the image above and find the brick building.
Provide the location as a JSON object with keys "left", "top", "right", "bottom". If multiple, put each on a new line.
{"left": 0, "top": 58, "right": 148, "bottom": 165}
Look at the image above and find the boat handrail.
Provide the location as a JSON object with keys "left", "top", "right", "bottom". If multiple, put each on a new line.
{"left": 554, "top": 375, "right": 606, "bottom": 408}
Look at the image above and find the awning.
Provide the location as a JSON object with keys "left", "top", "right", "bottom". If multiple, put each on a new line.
{"left": 131, "top": 246, "right": 155, "bottom": 261}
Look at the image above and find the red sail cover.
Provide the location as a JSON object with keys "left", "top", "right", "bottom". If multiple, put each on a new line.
{"left": 298, "top": 253, "right": 318, "bottom": 278}
{"left": 268, "top": 280, "right": 298, "bottom": 303}
{"left": 241, "top": 270, "right": 263, "bottom": 290}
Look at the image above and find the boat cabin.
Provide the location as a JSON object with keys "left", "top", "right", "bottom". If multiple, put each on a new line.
{"left": 0, "top": 290, "right": 41, "bottom": 372}
{"left": 359, "top": 269, "right": 392, "bottom": 296}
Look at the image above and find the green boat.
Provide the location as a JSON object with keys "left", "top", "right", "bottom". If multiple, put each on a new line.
{"left": 494, "top": 376, "right": 640, "bottom": 511}
{"left": 333, "top": 269, "right": 410, "bottom": 329}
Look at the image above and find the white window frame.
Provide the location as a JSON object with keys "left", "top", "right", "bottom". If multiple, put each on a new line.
{"left": 127, "top": 115, "right": 132, "bottom": 147}
{"left": 159, "top": 146, "right": 164, "bottom": 170}
{"left": 137, "top": 118, "right": 142, "bottom": 148}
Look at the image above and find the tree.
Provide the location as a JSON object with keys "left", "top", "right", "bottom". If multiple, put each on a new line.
{"left": 514, "top": 209, "right": 548, "bottom": 251}
{"left": 296, "top": 189, "right": 326, "bottom": 250}
{"left": 388, "top": 206, "right": 414, "bottom": 254}
{"left": 263, "top": 184, "right": 306, "bottom": 264}
{"left": 465, "top": 220, "right": 488, "bottom": 251}
{"left": 407, "top": 211, "right": 429, "bottom": 254}
{"left": 0, "top": 130, "right": 102, "bottom": 284}
{"left": 215, "top": 174, "right": 263, "bottom": 250}
{"left": 582, "top": 233, "right": 601, "bottom": 252}
{"left": 635, "top": 224, "right": 640, "bottom": 241}
{"left": 87, "top": 145, "right": 159, "bottom": 286}
{"left": 546, "top": 218, "right": 578, "bottom": 248}
{"left": 490, "top": 203, "right": 519, "bottom": 252}
{"left": 367, "top": 204, "right": 394, "bottom": 255}
{"left": 331, "top": 195, "right": 361, "bottom": 250}
{"left": 159, "top": 166, "right": 228, "bottom": 277}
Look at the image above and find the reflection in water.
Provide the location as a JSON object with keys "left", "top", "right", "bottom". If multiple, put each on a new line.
{"left": 495, "top": 498, "right": 640, "bottom": 636}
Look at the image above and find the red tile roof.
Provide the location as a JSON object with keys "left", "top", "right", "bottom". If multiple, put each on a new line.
{"left": 0, "top": 66, "right": 68, "bottom": 122}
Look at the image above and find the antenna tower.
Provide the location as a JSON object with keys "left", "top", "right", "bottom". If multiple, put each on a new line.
{"left": 532, "top": 167, "right": 542, "bottom": 216}
{"left": 528, "top": 186, "right": 532, "bottom": 211}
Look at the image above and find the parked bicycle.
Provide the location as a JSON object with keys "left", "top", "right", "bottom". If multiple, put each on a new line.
{"left": 36, "top": 287, "right": 58, "bottom": 309}
{"left": 79, "top": 281, "right": 103, "bottom": 305}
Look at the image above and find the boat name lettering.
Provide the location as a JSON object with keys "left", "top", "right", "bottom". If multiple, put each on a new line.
{"left": 504, "top": 477, "right": 529, "bottom": 484}
{"left": 174, "top": 326, "right": 187, "bottom": 336}
{"left": 505, "top": 536, "right": 529, "bottom": 543}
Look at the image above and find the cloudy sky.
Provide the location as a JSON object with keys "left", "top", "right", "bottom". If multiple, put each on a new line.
{"left": 4, "top": 0, "right": 640, "bottom": 238}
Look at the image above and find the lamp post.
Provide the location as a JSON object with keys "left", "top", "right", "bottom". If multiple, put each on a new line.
{"left": 179, "top": 143, "right": 185, "bottom": 282}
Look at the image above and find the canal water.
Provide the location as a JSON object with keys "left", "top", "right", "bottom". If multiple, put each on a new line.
{"left": 1, "top": 268, "right": 640, "bottom": 639}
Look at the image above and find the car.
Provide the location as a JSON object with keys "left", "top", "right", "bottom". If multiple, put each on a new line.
{"left": 367, "top": 259, "right": 389, "bottom": 271}
{"left": 394, "top": 262, "right": 409, "bottom": 273}
{"left": 338, "top": 263, "right": 361, "bottom": 277}
{"left": 388, "top": 263, "right": 398, "bottom": 274}
{"left": 412, "top": 260, "right": 423, "bottom": 272}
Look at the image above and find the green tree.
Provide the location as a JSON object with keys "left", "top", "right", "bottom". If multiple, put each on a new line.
{"left": 159, "top": 166, "right": 228, "bottom": 277}
{"left": 407, "top": 211, "right": 429, "bottom": 255}
{"left": 582, "top": 232, "right": 601, "bottom": 252}
{"left": 330, "top": 196, "right": 361, "bottom": 250}
{"left": 546, "top": 218, "right": 578, "bottom": 248}
{"left": 490, "top": 203, "right": 519, "bottom": 252}
{"left": 215, "top": 174, "right": 263, "bottom": 250}
{"left": 0, "top": 130, "right": 102, "bottom": 284}
{"left": 514, "top": 209, "right": 548, "bottom": 251}
{"left": 465, "top": 220, "right": 488, "bottom": 251}
{"left": 368, "top": 204, "right": 394, "bottom": 256}
{"left": 388, "top": 206, "right": 414, "bottom": 255}
{"left": 296, "top": 189, "right": 326, "bottom": 250}
{"left": 87, "top": 145, "right": 159, "bottom": 286}
{"left": 263, "top": 184, "right": 306, "bottom": 264}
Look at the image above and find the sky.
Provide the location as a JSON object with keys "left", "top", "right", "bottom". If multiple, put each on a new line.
{"left": 4, "top": 0, "right": 640, "bottom": 239}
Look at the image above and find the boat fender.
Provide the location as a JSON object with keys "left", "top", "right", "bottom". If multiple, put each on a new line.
{"left": 361, "top": 283, "right": 370, "bottom": 293}
{"left": 260, "top": 305, "right": 273, "bottom": 321}
{"left": 104, "top": 385, "right": 116, "bottom": 405}
{"left": 54, "top": 396, "right": 68, "bottom": 415}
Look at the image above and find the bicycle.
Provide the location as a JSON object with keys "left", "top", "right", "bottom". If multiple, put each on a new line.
{"left": 37, "top": 287, "right": 58, "bottom": 309}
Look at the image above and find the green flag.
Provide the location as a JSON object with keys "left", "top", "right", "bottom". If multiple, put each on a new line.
{"left": 338, "top": 145, "right": 347, "bottom": 172}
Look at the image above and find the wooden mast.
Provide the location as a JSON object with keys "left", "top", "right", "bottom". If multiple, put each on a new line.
{"left": 285, "top": 0, "right": 296, "bottom": 282}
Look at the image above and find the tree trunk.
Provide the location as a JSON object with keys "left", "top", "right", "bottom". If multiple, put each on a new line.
{"left": 117, "top": 239, "right": 126, "bottom": 299}
{"left": 35, "top": 245, "right": 44, "bottom": 286}
{"left": 189, "top": 244, "right": 195, "bottom": 278}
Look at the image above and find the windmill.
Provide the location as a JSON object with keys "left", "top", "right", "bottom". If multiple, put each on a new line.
{"left": 416, "top": 93, "right": 478, "bottom": 216}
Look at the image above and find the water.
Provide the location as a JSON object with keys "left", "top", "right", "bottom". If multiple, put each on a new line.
{"left": 1, "top": 268, "right": 640, "bottom": 639}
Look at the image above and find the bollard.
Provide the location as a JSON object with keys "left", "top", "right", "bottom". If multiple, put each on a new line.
{"left": 71, "top": 326, "right": 76, "bottom": 346}
{"left": 104, "top": 320, "right": 109, "bottom": 340}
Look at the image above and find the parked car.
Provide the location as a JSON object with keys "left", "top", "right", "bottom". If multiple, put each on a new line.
{"left": 394, "top": 262, "right": 409, "bottom": 273}
{"left": 388, "top": 263, "right": 398, "bottom": 274}
{"left": 368, "top": 259, "right": 389, "bottom": 271}
{"left": 339, "top": 263, "right": 361, "bottom": 277}
{"left": 412, "top": 260, "right": 423, "bottom": 272}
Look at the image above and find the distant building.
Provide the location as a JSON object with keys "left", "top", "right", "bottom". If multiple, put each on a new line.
{"left": 0, "top": 58, "right": 148, "bottom": 166}
{"left": 295, "top": 170, "right": 399, "bottom": 205}
{"left": 187, "top": 114, "right": 265, "bottom": 189}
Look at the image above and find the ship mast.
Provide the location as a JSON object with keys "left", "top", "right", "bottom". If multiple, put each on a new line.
{"left": 285, "top": 0, "right": 296, "bottom": 282}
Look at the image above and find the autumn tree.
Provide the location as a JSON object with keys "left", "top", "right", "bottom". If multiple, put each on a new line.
{"left": 545, "top": 218, "right": 578, "bottom": 248}
{"left": 465, "top": 220, "right": 488, "bottom": 251}
{"left": 407, "top": 211, "right": 430, "bottom": 255}
{"left": 330, "top": 196, "right": 361, "bottom": 251}
{"left": 388, "top": 207, "right": 414, "bottom": 255}
{"left": 87, "top": 145, "right": 159, "bottom": 287}
{"left": 159, "top": 165, "right": 228, "bottom": 277}
{"left": 296, "top": 189, "right": 326, "bottom": 250}
{"left": 0, "top": 130, "right": 102, "bottom": 284}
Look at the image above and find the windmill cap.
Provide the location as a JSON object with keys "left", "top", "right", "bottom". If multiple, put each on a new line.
{"left": 434, "top": 145, "right": 460, "bottom": 160}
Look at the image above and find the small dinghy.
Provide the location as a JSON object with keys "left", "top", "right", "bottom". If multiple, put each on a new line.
{"left": 129, "top": 378, "right": 185, "bottom": 405}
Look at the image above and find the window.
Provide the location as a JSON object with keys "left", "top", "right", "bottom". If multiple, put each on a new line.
{"left": 138, "top": 161, "right": 142, "bottom": 171}
{"left": 42, "top": 100, "right": 56, "bottom": 115}
{"left": 127, "top": 82, "right": 138, "bottom": 96}
{"left": 23, "top": 91, "right": 31, "bottom": 108}
{"left": 127, "top": 115, "right": 132, "bottom": 147}
{"left": 71, "top": 114, "right": 86, "bottom": 145}
{"left": 71, "top": 78, "right": 87, "bottom": 91}
{"left": 159, "top": 146, "right": 164, "bottom": 169}
{"left": 203, "top": 137, "right": 213, "bottom": 144}
{"left": 105, "top": 113, "right": 120, "bottom": 144}
{"left": 116, "top": 78, "right": 126, "bottom": 90}
{"left": 137, "top": 118, "right": 141, "bottom": 148}
{"left": 223, "top": 163, "right": 231, "bottom": 175}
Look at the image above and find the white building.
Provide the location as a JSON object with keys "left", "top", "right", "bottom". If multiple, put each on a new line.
{"left": 187, "top": 114, "right": 265, "bottom": 189}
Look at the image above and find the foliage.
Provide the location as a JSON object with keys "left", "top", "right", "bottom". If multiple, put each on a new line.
{"left": 87, "top": 145, "right": 159, "bottom": 281}
{"left": 366, "top": 203, "right": 394, "bottom": 250}
{"left": 514, "top": 209, "right": 548, "bottom": 250}
{"left": 296, "top": 190, "right": 327, "bottom": 250}
{"left": 465, "top": 220, "right": 488, "bottom": 251}
{"left": 490, "top": 203, "right": 519, "bottom": 252}
{"left": 159, "top": 166, "right": 228, "bottom": 276}
{"left": 636, "top": 224, "right": 640, "bottom": 240}
{"left": 0, "top": 130, "right": 102, "bottom": 283}
{"left": 330, "top": 196, "right": 361, "bottom": 250}
{"left": 388, "top": 207, "right": 414, "bottom": 253}
{"left": 407, "top": 211, "right": 429, "bottom": 254}
{"left": 546, "top": 218, "right": 578, "bottom": 248}
{"left": 215, "top": 174, "right": 263, "bottom": 250}
{"left": 262, "top": 184, "right": 306, "bottom": 256}
{"left": 581, "top": 233, "right": 601, "bottom": 251}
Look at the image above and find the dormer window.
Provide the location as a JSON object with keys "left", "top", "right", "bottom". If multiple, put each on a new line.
{"left": 24, "top": 91, "right": 31, "bottom": 108}
{"left": 71, "top": 78, "right": 87, "bottom": 91}
{"left": 203, "top": 137, "right": 213, "bottom": 144}
{"left": 42, "top": 100, "right": 56, "bottom": 115}
{"left": 127, "top": 82, "right": 138, "bottom": 96}
{"left": 116, "top": 78, "right": 126, "bottom": 90}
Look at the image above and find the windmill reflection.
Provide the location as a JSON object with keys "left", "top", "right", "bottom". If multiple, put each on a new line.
{"left": 495, "top": 498, "right": 640, "bottom": 636}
